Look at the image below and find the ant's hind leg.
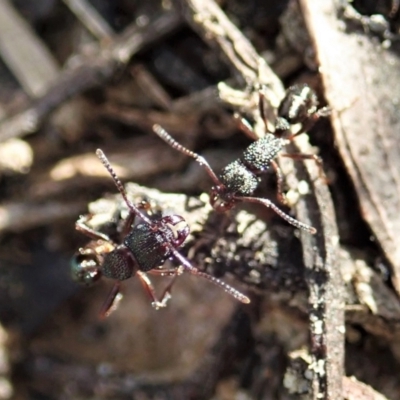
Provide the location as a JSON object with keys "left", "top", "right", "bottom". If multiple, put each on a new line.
{"left": 270, "top": 160, "right": 288, "bottom": 205}
{"left": 233, "top": 113, "right": 259, "bottom": 141}
{"left": 280, "top": 153, "right": 327, "bottom": 183}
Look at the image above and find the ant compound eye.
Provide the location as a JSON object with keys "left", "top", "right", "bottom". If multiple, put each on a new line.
{"left": 71, "top": 254, "right": 102, "bottom": 285}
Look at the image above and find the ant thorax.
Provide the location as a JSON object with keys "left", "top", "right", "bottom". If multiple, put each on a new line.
{"left": 242, "top": 135, "right": 286, "bottom": 171}
{"left": 124, "top": 222, "right": 177, "bottom": 272}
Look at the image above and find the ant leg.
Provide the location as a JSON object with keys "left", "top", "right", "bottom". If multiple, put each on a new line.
{"left": 280, "top": 153, "right": 327, "bottom": 182}
{"left": 148, "top": 268, "right": 180, "bottom": 277}
{"left": 259, "top": 90, "right": 279, "bottom": 134}
{"left": 270, "top": 160, "right": 288, "bottom": 205}
{"left": 286, "top": 107, "right": 331, "bottom": 139}
{"left": 237, "top": 195, "right": 317, "bottom": 234}
{"left": 137, "top": 271, "right": 177, "bottom": 309}
{"left": 170, "top": 249, "right": 250, "bottom": 304}
{"left": 99, "top": 282, "right": 122, "bottom": 318}
{"left": 76, "top": 214, "right": 112, "bottom": 242}
{"left": 233, "top": 113, "right": 259, "bottom": 141}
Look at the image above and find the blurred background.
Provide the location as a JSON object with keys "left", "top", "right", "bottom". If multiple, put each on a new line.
{"left": 0, "top": 0, "right": 400, "bottom": 399}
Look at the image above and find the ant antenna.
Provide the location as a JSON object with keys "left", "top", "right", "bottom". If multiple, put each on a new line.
{"left": 171, "top": 249, "right": 250, "bottom": 304}
{"left": 239, "top": 196, "right": 316, "bottom": 234}
{"left": 96, "top": 149, "right": 152, "bottom": 225}
{"left": 152, "top": 125, "right": 222, "bottom": 187}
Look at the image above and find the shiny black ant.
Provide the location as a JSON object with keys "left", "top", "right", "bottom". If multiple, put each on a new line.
{"left": 153, "top": 84, "right": 330, "bottom": 235}
{"left": 71, "top": 149, "right": 250, "bottom": 317}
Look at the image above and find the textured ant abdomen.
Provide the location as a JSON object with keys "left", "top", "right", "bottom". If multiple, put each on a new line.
{"left": 242, "top": 135, "right": 285, "bottom": 171}
{"left": 125, "top": 223, "right": 173, "bottom": 272}
{"left": 219, "top": 160, "right": 259, "bottom": 196}
{"left": 277, "top": 84, "right": 318, "bottom": 125}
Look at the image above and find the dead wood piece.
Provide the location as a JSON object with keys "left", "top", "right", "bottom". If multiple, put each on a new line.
{"left": 281, "top": 135, "right": 344, "bottom": 400}
{"left": 22, "top": 355, "right": 193, "bottom": 399}
{"left": 0, "top": 138, "right": 33, "bottom": 175}
{"left": 284, "top": 348, "right": 314, "bottom": 398}
{"left": 172, "top": 0, "right": 285, "bottom": 108}
{"left": 100, "top": 104, "right": 199, "bottom": 136}
{"left": 50, "top": 138, "right": 188, "bottom": 181}
{"left": 341, "top": 247, "right": 400, "bottom": 322}
{"left": 131, "top": 64, "right": 173, "bottom": 111}
{"left": 173, "top": 1, "right": 344, "bottom": 398}
{"left": 0, "top": 0, "right": 59, "bottom": 98}
{"left": 343, "top": 376, "right": 390, "bottom": 400}
{"left": 0, "top": 11, "right": 182, "bottom": 143}
{"left": 63, "top": 0, "right": 115, "bottom": 41}
{"left": 300, "top": 0, "right": 400, "bottom": 296}
{"left": 0, "top": 201, "right": 85, "bottom": 233}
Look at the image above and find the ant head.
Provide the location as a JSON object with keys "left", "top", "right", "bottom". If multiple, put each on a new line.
{"left": 71, "top": 243, "right": 104, "bottom": 285}
{"left": 209, "top": 185, "right": 236, "bottom": 212}
{"left": 158, "top": 215, "right": 190, "bottom": 247}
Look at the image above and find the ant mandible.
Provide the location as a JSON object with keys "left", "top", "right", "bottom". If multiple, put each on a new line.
{"left": 71, "top": 149, "right": 250, "bottom": 317}
{"left": 153, "top": 84, "right": 330, "bottom": 235}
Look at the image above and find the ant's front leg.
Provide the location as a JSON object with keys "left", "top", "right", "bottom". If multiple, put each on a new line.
{"left": 137, "top": 270, "right": 179, "bottom": 310}
{"left": 285, "top": 106, "right": 331, "bottom": 140}
{"left": 148, "top": 268, "right": 181, "bottom": 277}
{"left": 233, "top": 113, "right": 259, "bottom": 141}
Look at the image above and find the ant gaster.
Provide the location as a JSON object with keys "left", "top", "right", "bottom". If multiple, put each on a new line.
{"left": 153, "top": 84, "right": 330, "bottom": 235}
{"left": 72, "top": 149, "right": 250, "bottom": 317}
{"left": 273, "top": 84, "right": 330, "bottom": 139}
